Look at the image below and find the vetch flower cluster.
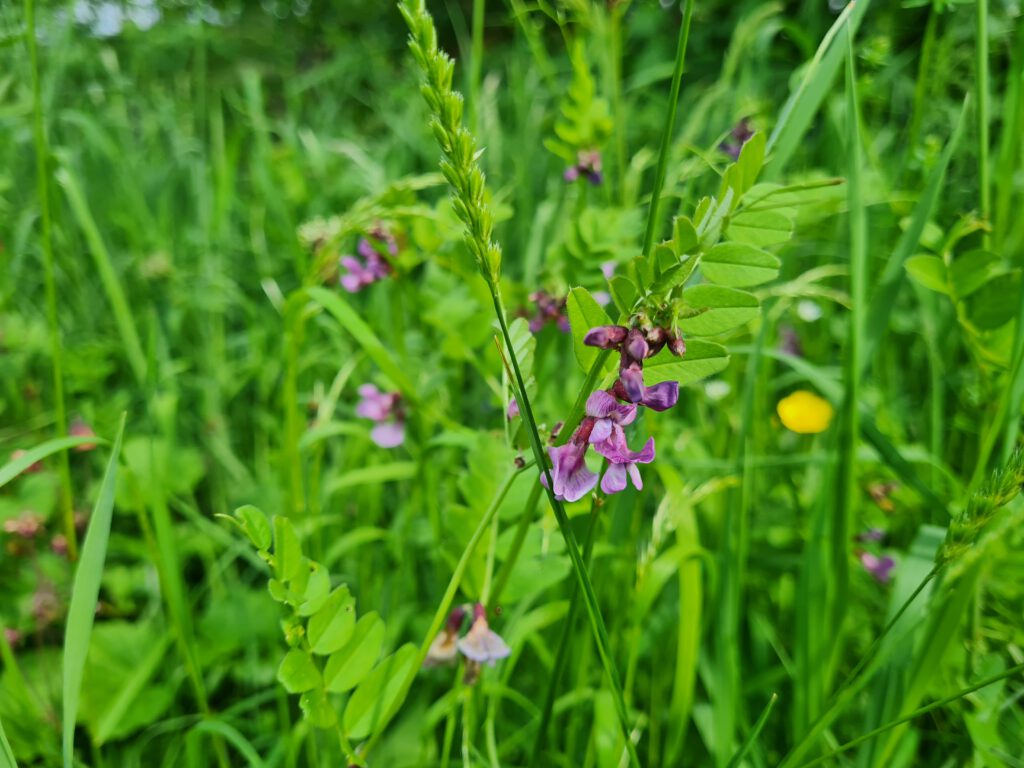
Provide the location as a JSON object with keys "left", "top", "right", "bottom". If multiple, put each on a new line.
{"left": 541, "top": 324, "right": 684, "bottom": 501}
{"left": 564, "top": 149, "right": 603, "bottom": 185}
{"left": 424, "top": 603, "right": 510, "bottom": 669}
{"left": 356, "top": 384, "right": 406, "bottom": 448}
{"left": 339, "top": 227, "right": 397, "bottom": 293}
{"left": 720, "top": 118, "right": 754, "bottom": 161}
{"left": 525, "top": 290, "right": 570, "bottom": 334}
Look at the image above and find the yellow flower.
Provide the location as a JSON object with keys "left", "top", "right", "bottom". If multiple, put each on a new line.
{"left": 777, "top": 390, "right": 834, "bottom": 434}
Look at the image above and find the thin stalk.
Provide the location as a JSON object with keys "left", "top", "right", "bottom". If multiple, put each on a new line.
{"left": 489, "top": 482, "right": 543, "bottom": 609}
{"left": 25, "top": 0, "right": 77, "bottom": 560}
{"left": 976, "top": 0, "right": 991, "bottom": 249}
{"left": 608, "top": 3, "right": 627, "bottom": 206}
{"left": 640, "top": 0, "right": 695, "bottom": 261}
{"left": 470, "top": 0, "right": 485, "bottom": 136}
{"left": 779, "top": 565, "right": 940, "bottom": 768}
{"left": 529, "top": 498, "right": 602, "bottom": 766}
{"left": 794, "top": 662, "right": 1024, "bottom": 768}
{"left": 490, "top": 288, "right": 640, "bottom": 768}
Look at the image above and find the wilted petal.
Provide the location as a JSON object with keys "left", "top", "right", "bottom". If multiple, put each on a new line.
{"left": 371, "top": 422, "right": 405, "bottom": 448}
{"left": 424, "top": 633, "right": 459, "bottom": 667}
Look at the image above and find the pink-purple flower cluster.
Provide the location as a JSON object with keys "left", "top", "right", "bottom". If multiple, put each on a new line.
{"left": 541, "top": 324, "right": 685, "bottom": 502}
{"left": 339, "top": 228, "right": 397, "bottom": 293}
{"left": 525, "top": 290, "right": 570, "bottom": 334}
{"left": 564, "top": 149, "right": 603, "bottom": 185}
{"left": 720, "top": 118, "right": 754, "bottom": 161}
{"left": 356, "top": 384, "right": 405, "bottom": 448}
{"left": 424, "top": 603, "right": 510, "bottom": 669}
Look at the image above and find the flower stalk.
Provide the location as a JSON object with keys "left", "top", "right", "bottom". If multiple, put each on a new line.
{"left": 398, "top": 2, "right": 639, "bottom": 763}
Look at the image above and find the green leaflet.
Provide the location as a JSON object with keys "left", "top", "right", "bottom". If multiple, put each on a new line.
{"left": 642, "top": 341, "right": 730, "bottom": 387}
{"left": 566, "top": 286, "right": 615, "bottom": 371}
{"left": 701, "top": 243, "right": 781, "bottom": 288}
{"left": 678, "top": 285, "right": 760, "bottom": 336}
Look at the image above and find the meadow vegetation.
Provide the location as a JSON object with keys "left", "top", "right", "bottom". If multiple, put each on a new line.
{"left": 1, "top": 0, "right": 1023, "bottom": 766}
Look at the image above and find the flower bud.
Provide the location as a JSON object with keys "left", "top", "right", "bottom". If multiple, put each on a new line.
{"left": 624, "top": 328, "right": 649, "bottom": 362}
{"left": 583, "top": 325, "right": 628, "bottom": 349}
{"left": 668, "top": 335, "right": 687, "bottom": 357}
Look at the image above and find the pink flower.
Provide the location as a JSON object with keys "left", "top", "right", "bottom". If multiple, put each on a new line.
{"left": 859, "top": 552, "right": 895, "bottom": 584}
{"left": 424, "top": 607, "right": 467, "bottom": 668}
{"left": 355, "top": 384, "right": 405, "bottom": 448}
{"left": 506, "top": 398, "right": 520, "bottom": 420}
{"left": 542, "top": 439, "right": 599, "bottom": 503}
{"left": 70, "top": 418, "right": 97, "bottom": 451}
{"left": 457, "top": 604, "right": 510, "bottom": 666}
{"left": 339, "top": 233, "right": 395, "bottom": 293}
{"left": 3, "top": 512, "right": 44, "bottom": 539}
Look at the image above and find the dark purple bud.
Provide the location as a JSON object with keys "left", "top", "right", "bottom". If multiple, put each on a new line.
{"left": 645, "top": 327, "right": 668, "bottom": 357}
{"left": 446, "top": 607, "right": 467, "bottom": 635}
{"left": 624, "top": 329, "right": 649, "bottom": 362}
{"left": 584, "top": 325, "right": 628, "bottom": 349}
{"left": 668, "top": 335, "right": 687, "bottom": 357}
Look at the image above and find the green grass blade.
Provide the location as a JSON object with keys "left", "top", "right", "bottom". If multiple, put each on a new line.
{"left": 185, "top": 720, "right": 267, "bottom": 768}
{"left": 0, "top": 714, "right": 17, "bottom": 768}
{"left": 861, "top": 96, "right": 968, "bottom": 373}
{"left": 765, "top": 0, "right": 870, "bottom": 175}
{"left": 0, "top": 436, "right": 104, "bottom": 489}
{"left": 305, "top": 286, "right": 418, "bottom": 401}
{"left": 62, "top": 413, "right": 126, "bottom": 768}
{"left": 55, "top": 166, "right": 147, "bottom": 384}
{"left": 726, "top": 693, "right": 778, "bottom": 768}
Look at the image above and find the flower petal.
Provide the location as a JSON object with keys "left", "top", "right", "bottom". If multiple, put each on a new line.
{"left": 589, "top": 418, "right": 613, "bottom": 444}
{"left": 641, "top": 381, "right": 679, "bottom": 411}
{"left": 370, "top": 422, "right": 405, "bottom": 448}
{"left": 601, "top": 462, "right": 627, "bottom": 494}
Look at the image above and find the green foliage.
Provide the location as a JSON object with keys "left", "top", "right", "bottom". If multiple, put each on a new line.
{"left": 225, "top": 505, "right": 413, "bottom": 742}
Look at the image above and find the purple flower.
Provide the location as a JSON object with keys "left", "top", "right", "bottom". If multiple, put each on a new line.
{"left": 601, "top": 261, "right": 617, "bottom": 281}
{"left": 617, "top": 367, "right": 679, "bottom": 411}
{"left": 339, "top": 234, "right": 394, "bottom": 293}
{"left": 356, "top": 384, "right": 405, "bottom": 448}
{"left": 584, "top": 325, "right": 628, "bottom": 349}
{"left": 564, "top": 149, "right": 603, "bottom": 185}
{"left": 624, "top": 328, "right": 649, "bottom": 362}
{"left": 585, "top": 390, "right": 637, "bottom": 444}
{"left": 856, "top": 528, "right": 886, "bottom": 543}
{"left": 542, "top": 438, "right": 599, "bottom": 502}
{"left": 721, "top": 118, "right": 755, "bottom": 161}
{"left": 592, "top": 291, "right": 611, "bottom": 307}
{"left": 457, "top": 604, "right": 511, "bottom": 665}
{"left": 506, "top": 398, "right": 520, "bottom": 420}
{"left": 859, "top": 552, "right": 896, "bottom": 584}
{"left": 425, "top": 607, "right": 467, "bottom": 668}
{"left": 591, "top": 426, "right": 656, "bottom": 495}
{"left": 525, "top": 290, "right": 570, "bottom": 334}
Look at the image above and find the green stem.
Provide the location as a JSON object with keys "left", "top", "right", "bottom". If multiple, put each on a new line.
{"left": 25, "top": 0, "right": 77, "bottom": 560}
{"left": 794, "top": 662, "right": 1024, "bottom": 768}
{"left": 470, "top": 0, "right": 485, "bottom": 136}
{"left": 640, "top": 0, "right": 695, "bottom": 261}
{"left": 489, "top": 482, "right": 543, "bottom": 609}
{"left": 529, "top": 497, "right": 602, "bottom": 766}
{"left": 976, "top": 0, "right": 991, "bottom": 249}
{"left": 779, "top": 565, "right": 940, "bottom": 768}
{"left": 489, "top": 287, "right": 640, "bottom": 768}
